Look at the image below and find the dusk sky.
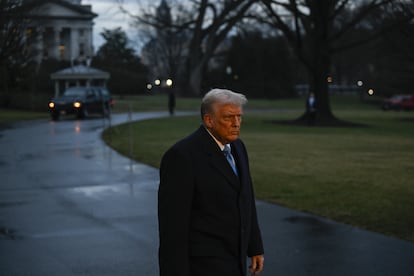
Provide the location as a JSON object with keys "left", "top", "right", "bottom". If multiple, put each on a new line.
{"left": 83, "top": 0, "right": 144, "bottom": 53}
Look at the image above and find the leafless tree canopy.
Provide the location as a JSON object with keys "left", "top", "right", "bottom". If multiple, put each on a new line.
{"left": 125, "top": 0, "right": 258, "bottom": 96}
{"left": 1, "top": 0, "right": 43, "bottom": 99}
{"left": 257, "top": 0, "right": 413, "bottom": 124}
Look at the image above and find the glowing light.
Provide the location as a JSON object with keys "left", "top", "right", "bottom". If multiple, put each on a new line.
{"left": 49, "top": 102, "right": 55, "bottom": 108}
{"left": 226, "top": 66, "right": 232, "bottom": 75}
{"left": 327, "top": 76, "right": 333, "bottom": 83}
{"left": 357, "top": 80, "right": 363, "bottom": 87}
{"left": 73, "top": 102, "right": 81, "bottom": 108}
{"left": 154, "top": 79, "right": 161, "bottom": 86}
{"left": 367, "top": 89, "right": 374, "bottom": 96}
{"left": 166, "top": 79, "right": 173, "bottom": 87}
{"left": 147, "top": 83, "right": 152, "bottom": 90}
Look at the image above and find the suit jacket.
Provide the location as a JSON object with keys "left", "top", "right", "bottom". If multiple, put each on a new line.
{"left": 158, "top": 126, "right": 264, "bottom": 276}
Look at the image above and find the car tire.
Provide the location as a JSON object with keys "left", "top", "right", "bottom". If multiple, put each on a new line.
{"left": 51, "top": 111, "right": 60, "bottom": 121}
{"left": 102, "top": 103, "right": 111, "bottom": 118}
{"left": 78, "top": 106, "right": 88, "bottom": 119}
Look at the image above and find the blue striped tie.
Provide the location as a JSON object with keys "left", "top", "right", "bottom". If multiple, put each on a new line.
{"left": 223, "top": 144, "right": 238, "bottom": 176}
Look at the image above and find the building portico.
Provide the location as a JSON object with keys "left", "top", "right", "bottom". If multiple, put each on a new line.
{"left": 25, "top": 0, "right": 97, "bottom": 63}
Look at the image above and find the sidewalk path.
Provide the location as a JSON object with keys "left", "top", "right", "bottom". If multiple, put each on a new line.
{"left": 257, "top": 200, "right": 414, "bottom": 275}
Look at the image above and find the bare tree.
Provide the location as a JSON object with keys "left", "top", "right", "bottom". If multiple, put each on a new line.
{"left": 1, "top": 0, "right": 31, "bottom": 99}
{"left": 259, "top": 0, "right": 413, "bottom": 125}
{"left": 0, "top": 0, "right": 46, "bottom": 108}
{"left": 0, "top": 0, "right": 32, "bottom": 65}
{"left": 126, "top": 0, "right": 257, "bottom": 96}
{"left": 135, "top": 1, "right": 188, "bottom": 90}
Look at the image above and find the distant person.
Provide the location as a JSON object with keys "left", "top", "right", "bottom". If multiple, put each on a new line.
{"left": 158, "top": 88, "right": 264, "bottom": 276}
{"left": 168, "top": 90, "right": 176, "bottom": 115}
{"left": 307, "top": 92, "right": 317, "bottom": 125}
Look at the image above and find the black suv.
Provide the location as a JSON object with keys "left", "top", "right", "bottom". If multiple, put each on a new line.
{"left": 48, "top": 86, "right": 114, "bottom": 120}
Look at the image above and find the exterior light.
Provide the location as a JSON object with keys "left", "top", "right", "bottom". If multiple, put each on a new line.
{"left": 226, "top": 66, "right": 232, "bottom": 75}
{"left": 327, "top": 76, "right": 333, "bottom": 83}
{"left": 357, "top": 80, "right": 363, "bottom": 87}
{"left": 154, "top": 79, "right": 161, "bottom": 86}
{"left": 367, "top": 89, "right": 374, "bottom": 96}
{"left": 73, "top": 102, "right": 81, "bottom": 108}
{"left": 49, "top": 102, "right": 55, "bottom": 108}
{"left": 147, "top": 83, "right": 153, "bottom": 90}
{"left": 166, "top": 79, "right": 173, "bottom": 87}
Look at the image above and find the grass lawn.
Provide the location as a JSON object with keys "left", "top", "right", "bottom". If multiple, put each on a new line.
{"left": 111, "top": 93, "right": 302, "bottom": 113}
{"left": 102, "top": 94, "right": 414, "bottom": 242}
{"left": 0, "top": 109, "right": 48, "bottom": 128}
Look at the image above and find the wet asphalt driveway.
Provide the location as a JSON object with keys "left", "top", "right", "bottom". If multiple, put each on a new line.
{"left": 1, "top": 112, "right": 414, "bottom": 276}
{"left": 0, "top": 113, "right": 168, "bottom": 276}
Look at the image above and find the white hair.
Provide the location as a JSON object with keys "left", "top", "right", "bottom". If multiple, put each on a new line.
{"left": 200, "top": 88, "right": 247, "bottom": 118}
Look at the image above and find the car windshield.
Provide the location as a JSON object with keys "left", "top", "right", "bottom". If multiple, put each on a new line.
{"left": 63, "top": 88, "right": 87, "bottom": 97}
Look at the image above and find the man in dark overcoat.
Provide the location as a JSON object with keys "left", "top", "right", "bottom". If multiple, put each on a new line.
{"left": 158, "top": 88, "right": 264, "bottom": 276}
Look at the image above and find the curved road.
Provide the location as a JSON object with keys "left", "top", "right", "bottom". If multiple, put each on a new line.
{"left": 1, "top": 112, "right": 414, "bottom": 276}
{"left": 0, "top": 113, "right": 169, "bottom": 275}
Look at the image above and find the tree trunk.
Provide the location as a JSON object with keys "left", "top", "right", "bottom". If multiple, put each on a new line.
{"left": 183, "top": 51, "right": 209, "bottom": 97}
{"left": 311, "top": 53, "right": 337, "bottom": 124}
{"left": 188, "top": 64, "right": 203, "bottom": 96}
{"left": 299, "top": 2, "right": 340, "bottom": 126}
{"left": 0, "top": 64, "right": 10, "bottom": 108}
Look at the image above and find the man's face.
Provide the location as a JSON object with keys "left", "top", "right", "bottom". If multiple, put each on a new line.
{"left": 204, "top": 104, "right": 242, "bottom": 144}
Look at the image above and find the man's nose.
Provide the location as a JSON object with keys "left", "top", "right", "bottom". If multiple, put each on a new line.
{"left": 232, "top": 116, "right": 241, "bottom": 126}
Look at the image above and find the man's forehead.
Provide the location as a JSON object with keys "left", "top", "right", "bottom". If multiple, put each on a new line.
{"left": 217, "top": 103, "right": 242, "bottom": 111}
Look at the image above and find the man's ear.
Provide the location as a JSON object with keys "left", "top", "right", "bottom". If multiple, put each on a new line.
{"left": 203, "top": 114, "right": 213, "bottom": 128}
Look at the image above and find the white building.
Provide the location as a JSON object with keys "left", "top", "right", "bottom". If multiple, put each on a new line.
{"left": 25, "top": 0, "right": 97, "bottom": 63}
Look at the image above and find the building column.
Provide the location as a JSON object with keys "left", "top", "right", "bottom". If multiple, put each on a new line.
{"left": 35, "top": 27, "right": 44, "bottom": 64}
{"left": 70, "top": 28, "right": 79, "bottom": 62}
{"left": 53, "top": 28, "right": 61, "bottom": 60}
{"left": 87, "top": 27, "right": 94, "bottom": 57}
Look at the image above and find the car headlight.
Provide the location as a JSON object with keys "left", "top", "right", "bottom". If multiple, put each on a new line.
{"left": 49, "top": 102, "right": 55, "bottom": 108}
{"left": 73, "top": 102, "right": 82, "bottom": 108}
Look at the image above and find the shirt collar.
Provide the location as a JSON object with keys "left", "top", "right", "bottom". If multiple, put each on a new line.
{"left": 204, "top": 126, "right": 226, "bottom": 151}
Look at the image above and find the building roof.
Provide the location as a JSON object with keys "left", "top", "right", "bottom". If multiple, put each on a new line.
{"left": 25, "top": 0, "right": 97, "bottom": 20}
{"left": 50, "top": 65, "right": 110, "bottom": 80}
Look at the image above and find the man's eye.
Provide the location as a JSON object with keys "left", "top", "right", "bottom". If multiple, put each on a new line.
{"left": 223, "top": 115, "right": 241, "bottom": 121}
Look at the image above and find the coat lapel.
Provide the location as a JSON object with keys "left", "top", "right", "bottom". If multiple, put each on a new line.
{"left": 198, "top": 126, "right": 240, "bottom": 191}
{"left": 210, "top": 152, "right": 240, "bottom": 190}
{"left": 231, "top": 141, "right": 247, "bottom": 191}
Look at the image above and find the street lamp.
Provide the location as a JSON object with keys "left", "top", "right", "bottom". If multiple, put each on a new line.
{"left": 327, "top": 76, "right": 333, "bottom": 83}
{"left": 367, "top": 89, "right": 374, "bottom": 96}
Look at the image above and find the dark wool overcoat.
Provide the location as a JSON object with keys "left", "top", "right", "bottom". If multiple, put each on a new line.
{"left": 158, "top": 126, "right": 264, "bottom": 276}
